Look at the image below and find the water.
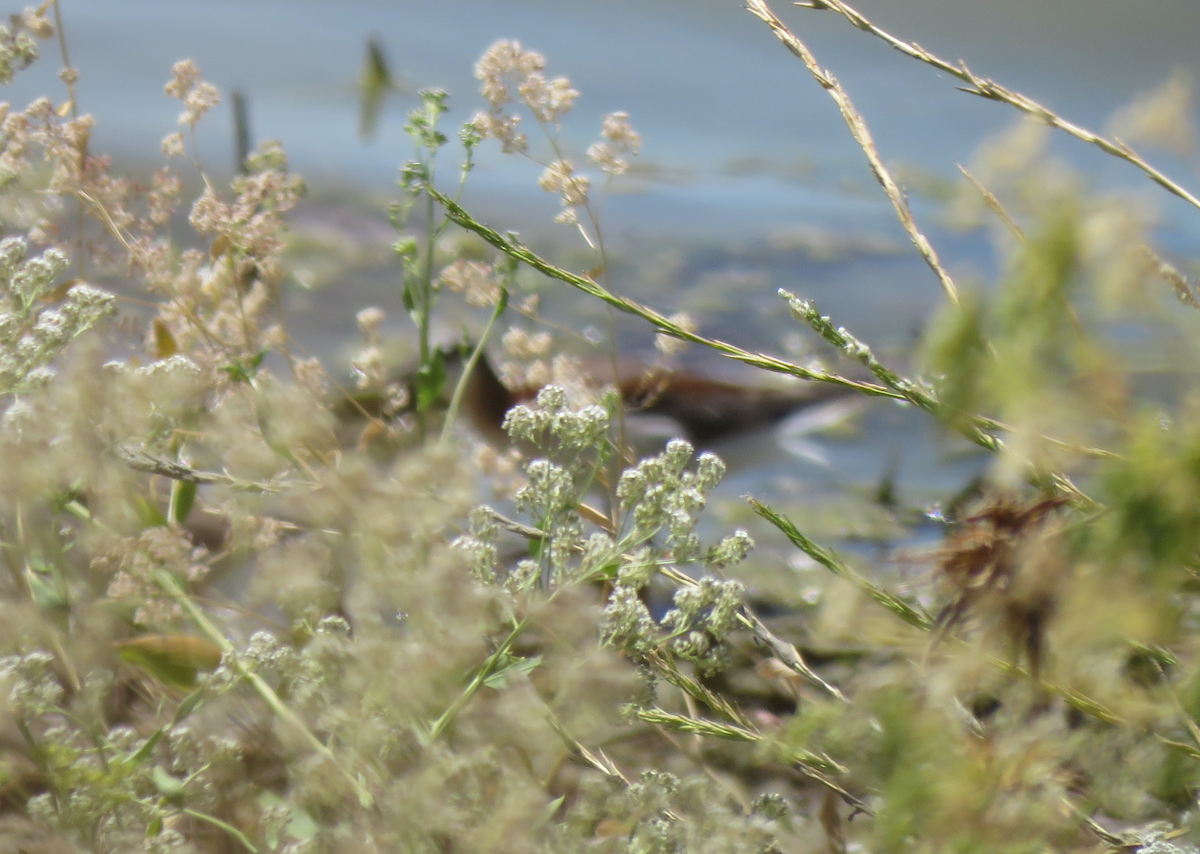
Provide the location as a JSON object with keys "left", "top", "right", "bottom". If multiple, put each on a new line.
{"left": 13, "top": 0, "right": 1200, "bottom": 235}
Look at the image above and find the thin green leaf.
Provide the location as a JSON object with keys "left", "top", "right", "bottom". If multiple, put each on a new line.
{"left": 749, "top": 498, "right": 933, "bottom": 631}
{"left": 180, "top": 808, "right": 261, "bottom": 853}
{"left": 482, "top": 653, "right": 542, "bottom": 690}
{"left": 169, "top": 479, "right": 196, "bottom": 525}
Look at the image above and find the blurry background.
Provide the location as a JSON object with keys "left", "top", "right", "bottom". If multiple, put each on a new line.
{"left": 11, "top": 0, "right": 1198, "bottom": 235}
{"left": 9, "top": 0, "right": 1200, "bottom": 512}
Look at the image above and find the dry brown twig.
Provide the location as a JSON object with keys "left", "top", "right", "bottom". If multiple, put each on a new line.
{"left": 956, "top": 164, "right": 1026, "bottom": 243}
{"left": 744, "top": 0, "right": 960, "bottom": 306}
{"left": 766, "top": 0, "right": 1200, "bottom": 314}
{"left": 787, "top": 0, "right": 1200, "bottom": 214}
{"left": 787, "top": 0, "right": 1200, "bottom": 314}
{"left": 114, "top": 444, "right": 284, "bottom": 493}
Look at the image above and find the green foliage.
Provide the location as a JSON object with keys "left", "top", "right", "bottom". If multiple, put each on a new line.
{"left": 923, "top": 289, "right": 988, "bottom": 426}
{"left": 1096, "top": 411, "right": 1200, "bottom": 575}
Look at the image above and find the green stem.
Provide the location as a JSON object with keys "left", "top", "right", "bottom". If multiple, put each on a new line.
{"left": 658, "top": 563, "right": 845, "bottom": 701}
{"left": 426, "top": 187, "right": 894, "bottom": 400}
{"left": 438, "top": 288, "right": 508, "bottom": 448}
{"left": 426, "top": 188, "right": 1100, "bottom": 506}
{"left": 635, "top": 707, "right": 852, "bottom": 784}
{"left": 426, "top": 617, "right": 527, "bottom": 741}
{"left": 153, "top": 569, "right": 374, "bottom": 808}
{"left": 419, "top": 188, "right": 436, "bottom": 365}
{"left": 180, "top": 807, "right": 261, "bottom": 853}
{"left": 750, "top": 498, "right": 933, "bottom": 631}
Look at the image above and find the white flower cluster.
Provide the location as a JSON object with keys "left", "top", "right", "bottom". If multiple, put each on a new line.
{"left": 458, "top": 507, "right": 501, "bottom": 582}
{"left": 0, "top": 649, "right": 63, "bottom": 720}
{"left": 501, "top": 327, "right": 552, "bottom": 361}
{"left": 472, "top": 39, "right": 578, "bottom": 151}
{"left": 165, "top": 59, "right": 220, "bottom": 129}
{"left": 242, "top": 630, "right": 322, "bottom": 693}
{"left": 660, "top": 576, "right": 745, "bottom": 662}
{"left": 537, "top": 159, "right": 590, "bottom": 208}
{"left": 465, "top": 389, "right": 753, "bottom": 669}
{"left": 469, "top": 40, "right": 641, "bottom": 229}
{"left": 438, "top": 259, "right": 503, "bottom": 308}
{"left": 499, "top": 387, "right": 610, "bottom": 588}
{"left": 617, "top": 438, "right": 725, "bottom": 561}
{"left": 134, "top": 354, "right": 201, "bottom": 378}
{"left": 0, "top": 235, "right": 114, "bottom": 394}
{"left": 587, "top": 111, "right": 642, "bottom": 177}
{"left": 603, "top": 440, "right": 754, "bottom": 671}
{"left": 350, "top": 306, "right": 394, "bottom": 394}
{"left": 0, "top": 12, "right": 44, "bottom": 85}
{"left": 501, "top": 385, "right": 611, "bottom": 455}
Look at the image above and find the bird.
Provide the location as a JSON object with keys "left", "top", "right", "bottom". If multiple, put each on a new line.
{"left": 343, "top": 346, "right": 855, "bottom": 449}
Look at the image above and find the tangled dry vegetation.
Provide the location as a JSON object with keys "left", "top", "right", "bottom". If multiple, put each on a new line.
{"left": 3, "top": 1, "right": 1200, "bottom": 852}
